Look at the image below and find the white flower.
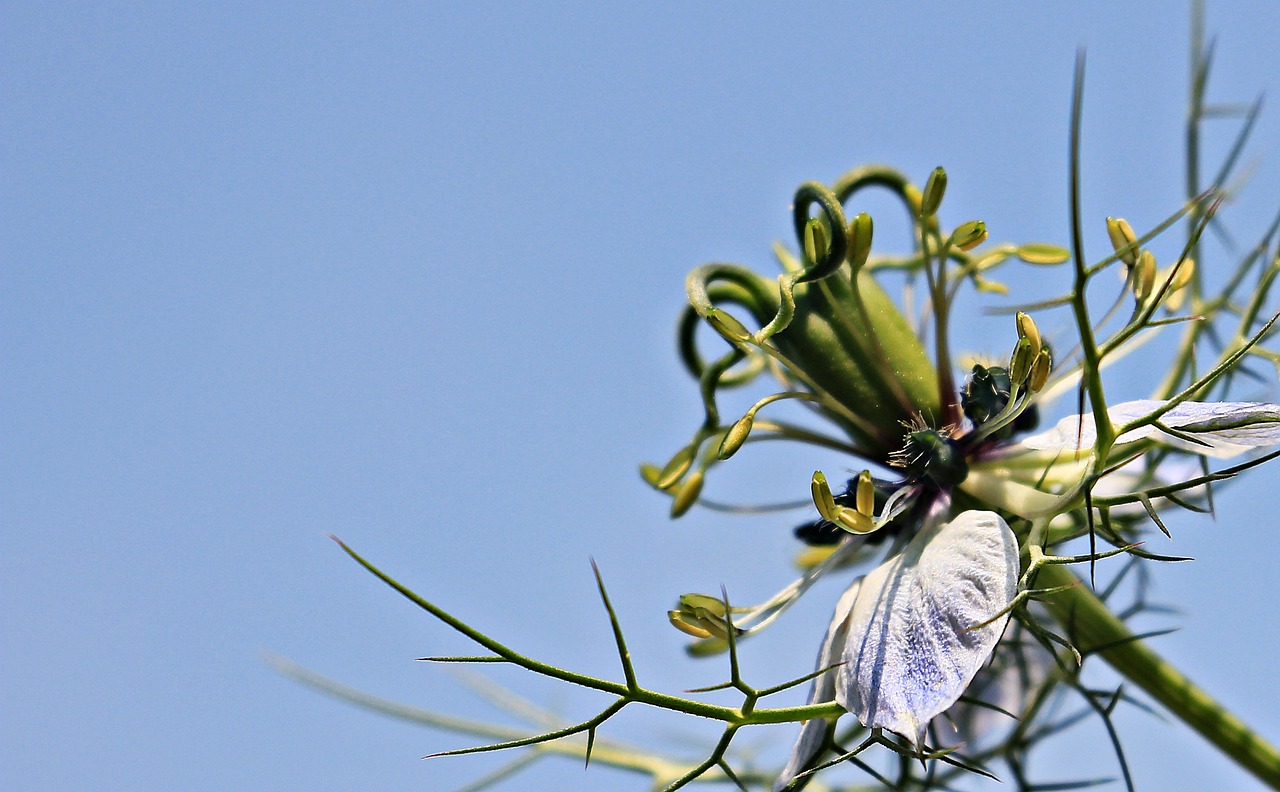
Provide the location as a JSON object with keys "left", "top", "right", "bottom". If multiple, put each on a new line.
{"left": 775, "top": 504, "right": 1018, "bottom": 789}
{"left": 1022, "top": 399, "right": 1280, "bottom": 459}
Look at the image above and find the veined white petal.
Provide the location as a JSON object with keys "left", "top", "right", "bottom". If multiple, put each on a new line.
{"left": 773, "top": 576, "right": 863, "bottom": 791}
{"left": 835, "top": 508, "right": 1019, "bottom": 745}
{"left": 1021, "top": 399, "right": 1280, "bottom": 459}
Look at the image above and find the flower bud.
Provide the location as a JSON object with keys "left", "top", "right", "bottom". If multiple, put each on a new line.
{"left": 847, "top": 212, "right": 873, "bottom": 271}
{"left": 921, "top": 167, "right": 947, "bottom": 218}
{"left": 1107, "top": 216, "right": 1139, "bottom": 265}
{"left": 953, "top": 220, "right": 988, "bottom": 251}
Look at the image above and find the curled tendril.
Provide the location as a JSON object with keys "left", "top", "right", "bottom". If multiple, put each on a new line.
{"left": 832, "top": 164, "right": 925, "bottom": 246}
{"left": 791, "top": 181, "right": 850, "bottom": 282}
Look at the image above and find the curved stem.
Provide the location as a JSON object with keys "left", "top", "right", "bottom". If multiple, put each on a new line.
{"left": 1036, "top": 563, "right": 1280, "bottom": 789}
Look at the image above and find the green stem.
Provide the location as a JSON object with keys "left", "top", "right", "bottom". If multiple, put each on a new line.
{"left": 1036, "top": 563, "right": 1280, "bottom": 789}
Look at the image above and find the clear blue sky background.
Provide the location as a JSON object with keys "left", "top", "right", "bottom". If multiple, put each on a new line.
{"left": 5, "top": 3, "right": 1280, "bottom": 790}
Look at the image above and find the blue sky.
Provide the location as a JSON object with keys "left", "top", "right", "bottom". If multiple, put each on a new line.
{"left": 5, "top": 3, "right": 1280, "bottom": 790}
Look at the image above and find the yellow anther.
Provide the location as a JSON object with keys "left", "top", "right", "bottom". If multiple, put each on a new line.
{"left": 953, "top": 220, "right": 988, "bottom": 251}
{"left": 811, "top": 471, "right": 838, "bottom": 521}
{"left": 921, "top": 166, "right": 947, "bottom": 218}
{"left": 1135, "top": 249, "right": 1157, "bottom": 302}
{"left": 670, "top": 469, "right": 704, "bottom": 518}
{"left": 1028, "top": 349, "right": 1052, "bottom": 393}
{"left": 847, "top": 212, "right": 873, "bottom": 271}
{"left": 1106, "top": 216, "right": 1138, "bottom": 265}
{"left": 1015, "top": 311, "right": 1042, "bottom": 358}
{"left": 717, "top": 414, "right": 753, "bottom": 460}
{"left": 1010, "top": 337, "right": 1034, "bottom": 385}
{"left": 856, "top": 470, "right": 875, "bottom": 518}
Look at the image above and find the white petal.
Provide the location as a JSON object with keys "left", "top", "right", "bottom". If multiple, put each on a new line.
{"left": 773, "top": 576, "right": 863, "bottom": 791}
{"left": 835, "top": 509, "right": 1018, "bottom": 744}
{"left": 1021, "top": 399, "right": 1280, "bottom": 459}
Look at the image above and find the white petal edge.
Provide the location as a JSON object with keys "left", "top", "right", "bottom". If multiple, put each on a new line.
{"left": 835, "top": 509, "right": 1019, "bottom": 745}
{"left": 773, "top": 575, "right": 863, "bottom": 791}
{"left": 1021, "top": 399, "right": 1280, "bottom": 459}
